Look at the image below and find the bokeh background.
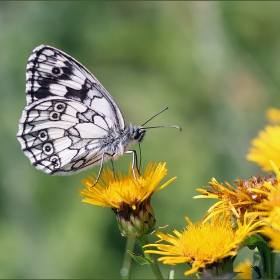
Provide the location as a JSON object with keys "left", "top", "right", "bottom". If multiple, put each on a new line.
{"left": 1, "top": 1, "right": 280, "bottom": 278}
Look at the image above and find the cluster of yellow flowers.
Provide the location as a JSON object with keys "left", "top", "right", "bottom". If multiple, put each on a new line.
{"left": 246, "top": 108, "right": 280, "bottom": 251}
{"left": 78, "top": 108, "right": 280, "bottom": 279}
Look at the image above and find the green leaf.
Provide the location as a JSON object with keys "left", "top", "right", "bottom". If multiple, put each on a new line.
{"left": 239, "top": 233, "right": 268, "bottom": 251}
{"left": 127, "top": 250, "right": 151, "bottom": 265}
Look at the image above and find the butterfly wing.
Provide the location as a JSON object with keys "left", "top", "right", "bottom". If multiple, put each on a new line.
{"left": 17, "top": 96, "right": 117, "bottom": 174}
{"left": 26, "top": 44, "right": 125, "bottom": 130}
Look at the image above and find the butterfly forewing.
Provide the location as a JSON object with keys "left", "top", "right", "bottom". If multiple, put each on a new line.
{"left": 26, "top": 45, "right": 125, "bottom": 129}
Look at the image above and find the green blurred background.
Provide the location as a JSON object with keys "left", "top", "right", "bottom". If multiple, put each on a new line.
{"left": 1, "top": 1, "right": 279, "bottom": 278}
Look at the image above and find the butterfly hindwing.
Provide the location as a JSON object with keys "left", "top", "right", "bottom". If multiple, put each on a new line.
{"left": 17, "top": 97, "right": 112, "bottom": 174}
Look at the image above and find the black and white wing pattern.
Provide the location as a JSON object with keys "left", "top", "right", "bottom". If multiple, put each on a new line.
{"left": 25, "top": 45, "right": 124, "bottom": 127}
{"left": 17, "top": 45, "right": 146, "bottom": 175}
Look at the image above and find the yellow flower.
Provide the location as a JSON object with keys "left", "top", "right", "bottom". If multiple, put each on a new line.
{"left": 261, "top": 207, "right": 280, "bottom": 251}
{"left": 195, "top": 161, "right": 280, "bottom": 221}
{"left": 78, "top": 162, "right": 176, "bottom": 237}
{"left": 144, "top": 213, "right": 262, "bottom": 277}
{"left": 235, "top": 259, "right": 252, "bottom": 279}
{"left": 262, "top": 160, "right": 280, "bottom": 203}
{"left": 247, "top": 125, "right": 280, "bottom": 171}
{"left": 78, "top": 162, "right": 175, "bottom": 209}
{"left": 195, "top": 175, "right": 275, "bottom": 220}
{"left": 250, "top": 161, "right": 280, "bottom": 251}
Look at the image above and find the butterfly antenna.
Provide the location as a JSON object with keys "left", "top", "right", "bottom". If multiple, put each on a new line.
{"left": 144, "top": 125, "right": 182, "bottom": 131}
{"left": 141, "top": 107, "right": 182, "bottom": 131}
{"left": 141, "top": 107, "right": 169, "bottom": 126}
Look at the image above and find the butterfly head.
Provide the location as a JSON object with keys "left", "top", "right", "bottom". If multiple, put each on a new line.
{"left": 133, "top": 127, "right": 146, "bottom": 143}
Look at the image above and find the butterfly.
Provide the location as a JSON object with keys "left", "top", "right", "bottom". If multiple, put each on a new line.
{"left": 17, "top": 45, "right": 181, "bottom": 183}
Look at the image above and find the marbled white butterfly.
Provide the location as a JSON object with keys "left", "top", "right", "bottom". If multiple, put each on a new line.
{"left": 17, "top": 45, "right": 180, "bottom": 182}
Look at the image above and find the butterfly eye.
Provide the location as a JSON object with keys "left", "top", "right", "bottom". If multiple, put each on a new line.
{"left": 38, "top": 130, "right": 48, "bottom": 141}
{"left": 52, "top": 67, "right": 61, "bottom": 75}
{"left": 50, "top": 111, "right": 60, "bottom": 121}
{"left": 42, "top": 142, "right": 54, "bottom": 155}
{"left": 133, "top": 128, "right": 146, "bottom": 143}
{"left": 54, "top": 102, "right": 66, "bottom": 112}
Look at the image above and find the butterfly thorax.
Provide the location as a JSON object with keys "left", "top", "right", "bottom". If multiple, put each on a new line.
{"left": 100, "top": 124, "right": 145, "bottom": 160}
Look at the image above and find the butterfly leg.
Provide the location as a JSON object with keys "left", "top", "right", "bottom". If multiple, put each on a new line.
{"left": 90, "top": 153, "right": 105, "bottom": 187}
{"left": 138, "top": 142, "right": 142, "bottom": 175}
{"left": 125, "top": 150, "right": 141, "bottom": 185}
{"left": 110, "top": 159, "right": 116, "bottom": 180}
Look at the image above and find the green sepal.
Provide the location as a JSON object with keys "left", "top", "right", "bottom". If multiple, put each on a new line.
{"left": 127, "top": 250, "right": 151, "bottom": 265}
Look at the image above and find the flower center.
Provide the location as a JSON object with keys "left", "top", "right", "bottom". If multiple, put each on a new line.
{"left": 107, "top": 177, "right": 147, "bottom": 208}
{"left": 180, "top": 222, "right": 235, "bottom": 262}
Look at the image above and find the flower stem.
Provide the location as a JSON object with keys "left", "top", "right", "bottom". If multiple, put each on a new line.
{"left": 256, "top": 235, "right": 277, "bottom": 279}
{"left": 120, "top": 237, "right": 135, "bottom": 279}
{"left": 265, "top": 248, "right": 276, "bottom": 279}
{"left": 136, "top": 234, "right": 164, "bottom": 280}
